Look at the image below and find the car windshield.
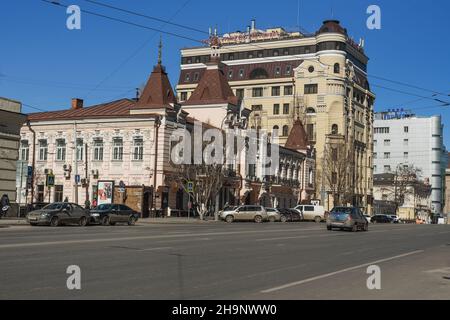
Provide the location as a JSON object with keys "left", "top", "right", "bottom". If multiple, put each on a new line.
{"left": 223, "top": 206, "right": 236, "bottom": 211}
{"left": 96, "top": 204, "right": 112, "bottom": 210}
{"left": 42, "top": 203, "right": 64, "bottom": 210}
{"left": 266, "top": 208, "right": 276, "bottom": 212}
{"left": 331, "top": 207, "right": 352, "bottom": 214}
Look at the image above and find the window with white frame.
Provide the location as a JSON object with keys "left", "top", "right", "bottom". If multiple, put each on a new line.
{"left": 133, "top": 137, "right": 144, "bottom": 161}
{"left": 76, "top": 139, "right": 84, "bottom": 161}
{"left": 38, "top": 139, "right": 48, "bottom": 161}
{"left": 112, "top": 138, "right": 123, "bottom": 161}
{"left": 56, "top": 139, "right": 66, "bottom": 161}
{"left": 93, "top": 138, "right": 104, "bottom": 161}
{"left": 20, "top": 140, "right": 29, "bottom": 161}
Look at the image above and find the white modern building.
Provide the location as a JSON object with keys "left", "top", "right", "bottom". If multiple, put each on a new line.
{"left": 373, "top": 110, "right": 447, "bottom": 216}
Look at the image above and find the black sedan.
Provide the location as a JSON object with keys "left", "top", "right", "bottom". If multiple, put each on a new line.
{"left": 370, "top": 214, "right": 394, "bottom": 224}
{"left": 278, "top": 208, "right": 302, "bottom": 223}
{"left": 26, "top": 202, "right": 90, "bottom": 227}
{"left": 90, "top": 204, "right": 139, "bottom": 226}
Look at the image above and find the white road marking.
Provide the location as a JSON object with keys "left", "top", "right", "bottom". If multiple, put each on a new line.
{"left": 261, "top": 250, "right": 424, "bottom": 293}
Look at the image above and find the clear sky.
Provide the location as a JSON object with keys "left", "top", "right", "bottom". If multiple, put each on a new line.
{"left": 1, "top": 0, "right": 449, "bottom": 145}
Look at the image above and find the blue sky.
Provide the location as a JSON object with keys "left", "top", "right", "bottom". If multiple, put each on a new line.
{"left": 1, "top": 0, "right": 449, "bottom": 145}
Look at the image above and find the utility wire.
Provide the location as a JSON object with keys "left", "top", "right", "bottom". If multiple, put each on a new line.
{"left": 82, "top": 0, "right": 207, "bottom": 35}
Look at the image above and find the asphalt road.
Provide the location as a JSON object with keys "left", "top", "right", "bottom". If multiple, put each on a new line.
{"left": 0, "top": 222, "right": 449, "bottom": 299}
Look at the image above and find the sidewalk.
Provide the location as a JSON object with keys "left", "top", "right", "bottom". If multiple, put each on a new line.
{"left": 137, "top": 217, "right": 220, "bottom": 225}
{"left": 0, "top": 218, "right": 28, "bottom": 226}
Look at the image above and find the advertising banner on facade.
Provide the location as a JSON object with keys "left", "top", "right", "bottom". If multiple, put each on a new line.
{"left": 97, "top": 181, "right": 114, "bottom": 205}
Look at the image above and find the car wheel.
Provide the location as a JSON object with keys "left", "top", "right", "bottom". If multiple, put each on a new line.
{"left": 314, "top": 216, "right": 322, "bottom": 223}
{"left": 79, "top": 216, "right": 88, "bottom": 227}
{"left": 128, "top": 216, "right": 137, "bottom": 226}
{"left": 225, "top": 215, "right": 234, "bottom": 223}
{"left": 363, "top": 224, "right": 369, "bottom": 232}
{"left": 352, "top": 224, "right": 358, "bottom": 232}
{"left": 280, "top": 215, "right": 288, "bottom": 223}
{"left": 50, "top": 216, "right": 59, "bottom": 227}
{"left": 101, "top": 215, "right": 110, "bottom": 226}
{"left": 268, "top": 216, "right": 276, "bottom": 223}
{"left": 109, "top": 221, "right": 116, "bottom": 226}
{"left": 254, "top": 215, "right": 263, "bottom": 223}
{"left": 30, "top": 223, "right": 38, "bottom": 227}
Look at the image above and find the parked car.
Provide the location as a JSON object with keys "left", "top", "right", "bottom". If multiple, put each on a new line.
{"left": 294, "top": 205, "right": 326, "bottom": 223}
{"left": 327, "top": 206, "right": 369, "bottom": 232}
{"left": 363, "top": 214, "right": 372, "bottom": 223}
{"left": 371, "top": 214, "right": 394, "bottom": 224}
{"left": 388, "top": 215, "right": 401, "bottom": 223}
{"left": 220, "top": 205, "right": 268, "bottom": 223}
{"left": 26, "top": 202, "right": 90, "bottom": 227}
{"left": 90, "top": 204, "right": 139, "bottom": 226}
{"left": 265, "top": 208, "right": 281, "bottom": 222}
{"left": 278, "top": 208, "right": 302, "bottom": 223}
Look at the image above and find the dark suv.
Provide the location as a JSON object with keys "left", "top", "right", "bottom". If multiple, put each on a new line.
{"left": 371, "top": 215, "right": 394, "bottom": 224}
{"left": 327, "top": 206, "right": 369, "bottom": 232}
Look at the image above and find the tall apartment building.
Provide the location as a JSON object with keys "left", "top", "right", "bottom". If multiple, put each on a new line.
{"left": 373, "top": 111, "right": 447, "bottom": 216}
{"left": 177, "top": 20, "right": 375, "bottom": 212}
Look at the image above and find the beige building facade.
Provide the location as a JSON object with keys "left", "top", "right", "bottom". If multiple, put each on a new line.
{"left": 176, "top": 20, "right": 375, "bottom": 212}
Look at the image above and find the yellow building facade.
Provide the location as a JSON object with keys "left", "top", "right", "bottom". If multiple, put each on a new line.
{"left": 176, "top": 20, "right": 375, "bottom": 212}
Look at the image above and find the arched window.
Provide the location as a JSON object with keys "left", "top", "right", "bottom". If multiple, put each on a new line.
{"left": 282, "top": 125, "right": 289, "bottom": 137}
{"left": 249, "top": 68, "right": 269, "bottom": 80}
{"left": 273, "top": 125, "right": 279, "bottom": 134}
{"left": 331, "top": 124, "right": 338, "bottom": 135}
{"left": 306, "top": 107, "right": 316, "bottom": 114}
{"left": 334, "top": 63, "right": 340, "bottom": 74}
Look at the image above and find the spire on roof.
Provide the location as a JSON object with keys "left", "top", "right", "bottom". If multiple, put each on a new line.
{"left": 285, "top": 119, "right": 309, "bottom": 152}
{"left": 134, "top": 40, "right": 176, "bottom": 110}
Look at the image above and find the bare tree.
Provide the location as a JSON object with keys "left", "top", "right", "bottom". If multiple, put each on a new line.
{"left": 322, "top": 142, "right": 354, "bottom": 207}
{"left": 391, "top": 165, "right": 425, "bottom": 213}
{"left": 171, "top": 163, "right": 226, "bottom": 221}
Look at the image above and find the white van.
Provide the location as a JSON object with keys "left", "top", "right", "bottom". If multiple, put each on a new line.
{"left": 294, "top": 205, "right": 326, "bottom": 223}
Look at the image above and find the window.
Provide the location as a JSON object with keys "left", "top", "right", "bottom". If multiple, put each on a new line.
{"left": 56, "top": 139, "right": 66, "bottom": 161}
{"left": 180, "top": 92, "right": 188, "bottom": 101}
{"left": 404, "top": 126, "right": 409, "bottom": 133}
{"left": 334, "top": 63, "right": 340, "bottom": 74}
{"left": 93, "top": 138, "right": 104, "bottom": 161}
{"left": 54, "top": 185, "right": 63, "bottom": 203}
{"left": 275, "top": 66, "right": 281, "bottom": 76}
{"left": 404, "top": 152, "right": 409, "bottom": 159}
{"left": 404, "top": 139, "right": 409, "bottom": 146}
{"left": 133, "top": 137, "right": 144, "bottom": 161}
{"left": 307, "top": 124, "right": 314, "bottom": 141}
{"left": 236, "top": 89, "right": 244, "bottom": 100}
{"left": 374, "top": 127, "right": 390, "bottom": 134}
{"left": 271, "top": 86, "right": 280, "bottom": 96}
{"left": 250, "top": 68, "right": 269, "bottom": 80}
{"left": 332, "top": 148, "right": 338, "bottom": 161}
{"left": 304, "top": 84, "right": 318, "bottom": 94}
{"left": 373, "top": 153, "right": 377, "bottom": 159}
{"left": 284, "top": 86, "right": 293, "bottom": 96}
{"left": 282, "top": 125, "right": 289, "bottom": 137}
{"left": 308, "top": 66, "right": 315, "bottom": 73}
{"left": 20, "top": 140, "right": 29, "bottom": 161}
{"left": 112, "top": 138, "right": 123, "bottom": 161}
{"left": 193, "top": 73, "right": 199, "bottom": 82}
{"left": 251, "top": 105, "right": 262, "bottom": 111}
{"left": 273, "top": 104, "right": 280, "bottom": 115}
{"left": 185, "top": 73, "right": 190, "bottom": 82}
{"left": 306, "top": 107, "right": 316, "bottom": 114}
{"left": 283, "top": 103, "right": 290, "bottom": 115}
{"left": 239, "top": 69, "right": 244, "bottom": 78}
{"left": 373, "top": 165, "right": 377, "bottom": 172}
{"left": 285, "top": 65, "right": 292, "bottom": 75}
{"left": 331, "top": 124, "right": 338, "bottom": 135}
{"left": 38, "top": 139, "right": 48, "bottom": 161}
{"left": 384, "top": 165, "right": 391, "bottom": 173}
{"left": 384, "top": 140, "right": 391, "bottom": 146}
{"left": 76, "top": 139, "right": 84, "bottom": 161}
{"left": 273, "top": 125, "right": 279, "bottom": 134}
{"left": 228, "top": 70, "right": 233, "bottom": 79}
{"left": 384, "top": 152, "right": 390, "bottom": 159}
{"left": 374, "top": 140, "right": 377, "bottom": 146}
{"left": 252, "top": 87, "right": 263, "bottom": 97}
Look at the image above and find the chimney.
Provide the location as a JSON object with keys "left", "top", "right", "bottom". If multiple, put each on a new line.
{"left": 71, "top": 98, "right": 84, "bottom": 110}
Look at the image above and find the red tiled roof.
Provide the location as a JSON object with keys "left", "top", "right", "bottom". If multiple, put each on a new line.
{"left": 285, "top": 119, "right": 309, "bottom": 151}
{"left": 135, "top": 64, "right": 177, "bottom": 109}
{"left": 183, "top": 59, "right": 238, "bottom": 106}
{"left": 317, "top": 20, "right": 347, "bottom": 36}
{"left": 27, "top": 99, "right": 148, "bottom": 122}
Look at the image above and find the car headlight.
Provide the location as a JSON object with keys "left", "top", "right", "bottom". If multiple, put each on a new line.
{"left": 40, "top": 213, "right": 50, "bottom": 218}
